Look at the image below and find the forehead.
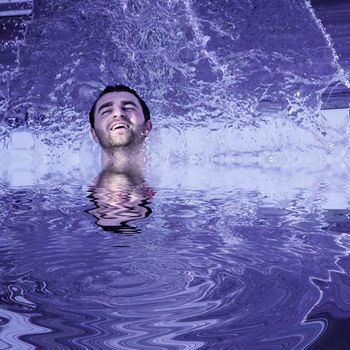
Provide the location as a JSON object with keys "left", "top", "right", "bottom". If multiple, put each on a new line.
{"left": 95, "top": 91, "right": 141, "bottom": 110}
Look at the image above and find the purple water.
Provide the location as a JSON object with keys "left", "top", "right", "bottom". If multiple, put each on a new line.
{"left": 1, "top": 169, "right": 350, "bottom": 349}
{"left": 1, "top": 0, "right": 350, "bottom": 349}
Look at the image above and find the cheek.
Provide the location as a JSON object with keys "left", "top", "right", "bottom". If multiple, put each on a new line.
{"left": 95, "top": 118, "right": 107, "bottom": 130}
{"left": 132, "top": 113, "right": 146, "bottom": 125}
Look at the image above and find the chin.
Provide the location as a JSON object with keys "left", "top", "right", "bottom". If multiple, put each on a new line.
{"left": 110, "top": 139, "right": 134, "bottom": 148}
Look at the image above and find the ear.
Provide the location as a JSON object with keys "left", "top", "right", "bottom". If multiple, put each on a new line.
{"left": 90, "top": 128, "right": 99, "bottom": 144}
{"left": 144, "top": 120, "right": 152, "bottom": 137}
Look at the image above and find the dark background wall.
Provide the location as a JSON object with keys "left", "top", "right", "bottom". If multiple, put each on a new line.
{"left": 311, "top": 0, "right": 350, "bottom": 108}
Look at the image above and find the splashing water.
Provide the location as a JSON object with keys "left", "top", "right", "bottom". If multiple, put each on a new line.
{"left": 0, "top": 0, "right": 349, "bottom": 178}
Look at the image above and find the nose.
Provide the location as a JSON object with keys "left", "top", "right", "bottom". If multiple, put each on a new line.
{"left": 113, "top": 113, "right": 125, "bottom": 119}
{"left": 112, "top": 107, "right": 126, "bottom": 119}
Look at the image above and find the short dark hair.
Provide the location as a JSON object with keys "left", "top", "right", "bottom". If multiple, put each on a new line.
{"left": 89, "top": 84, "right": 150, "bottom": 128}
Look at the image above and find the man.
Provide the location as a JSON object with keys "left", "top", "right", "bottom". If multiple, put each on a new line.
{"left": 89, "top": 84, "right": 152, "bottom": 169}
{"left": 88, "top": 85, "right": 154, "bottom": 232}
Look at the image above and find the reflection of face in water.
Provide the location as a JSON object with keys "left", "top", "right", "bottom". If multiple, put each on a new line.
{"left": 86, "top": 168, "right": 155, "bottom": 233}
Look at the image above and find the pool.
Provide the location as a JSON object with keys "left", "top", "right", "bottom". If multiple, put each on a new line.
{"left": 1, "top": 0, "right": 350, "bottom": 349}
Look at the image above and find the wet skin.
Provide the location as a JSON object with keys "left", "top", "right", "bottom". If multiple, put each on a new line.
{"left": 91, "top": 91, "right": 152, "bottom": 151}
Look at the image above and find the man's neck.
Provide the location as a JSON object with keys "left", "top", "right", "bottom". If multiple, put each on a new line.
{"left": 101, "top": 146, "right": 146, "bottom": 172}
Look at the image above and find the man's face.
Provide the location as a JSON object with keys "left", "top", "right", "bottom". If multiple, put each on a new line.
{"left": 91, "top": 91, "right": 152, "bottom": 150}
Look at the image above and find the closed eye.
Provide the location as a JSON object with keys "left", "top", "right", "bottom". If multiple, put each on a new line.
{"left": 121, "top": 101, "right": 138, "bottom": 111}
{"left": 101, "top": 109, "right": 112, "bottom": 115}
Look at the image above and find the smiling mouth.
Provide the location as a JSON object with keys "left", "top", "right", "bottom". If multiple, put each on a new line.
{"left": 110, "top": 123, "right": 130, "bottom": 131}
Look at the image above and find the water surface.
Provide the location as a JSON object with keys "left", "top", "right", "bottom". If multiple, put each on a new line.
{"left": 1, "top": 0, "right": 350, "bottom": 349}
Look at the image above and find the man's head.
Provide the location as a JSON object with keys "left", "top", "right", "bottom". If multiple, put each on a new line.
{"left": 90, "top": 85, "right": 152, "bottom": 151}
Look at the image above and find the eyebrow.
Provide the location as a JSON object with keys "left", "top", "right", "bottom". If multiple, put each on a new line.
{"left": 97, "top": 102, "right": 113, "bottom": 114}
{"left": 97, "top": 100, "right": 139, "bottom": 114}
